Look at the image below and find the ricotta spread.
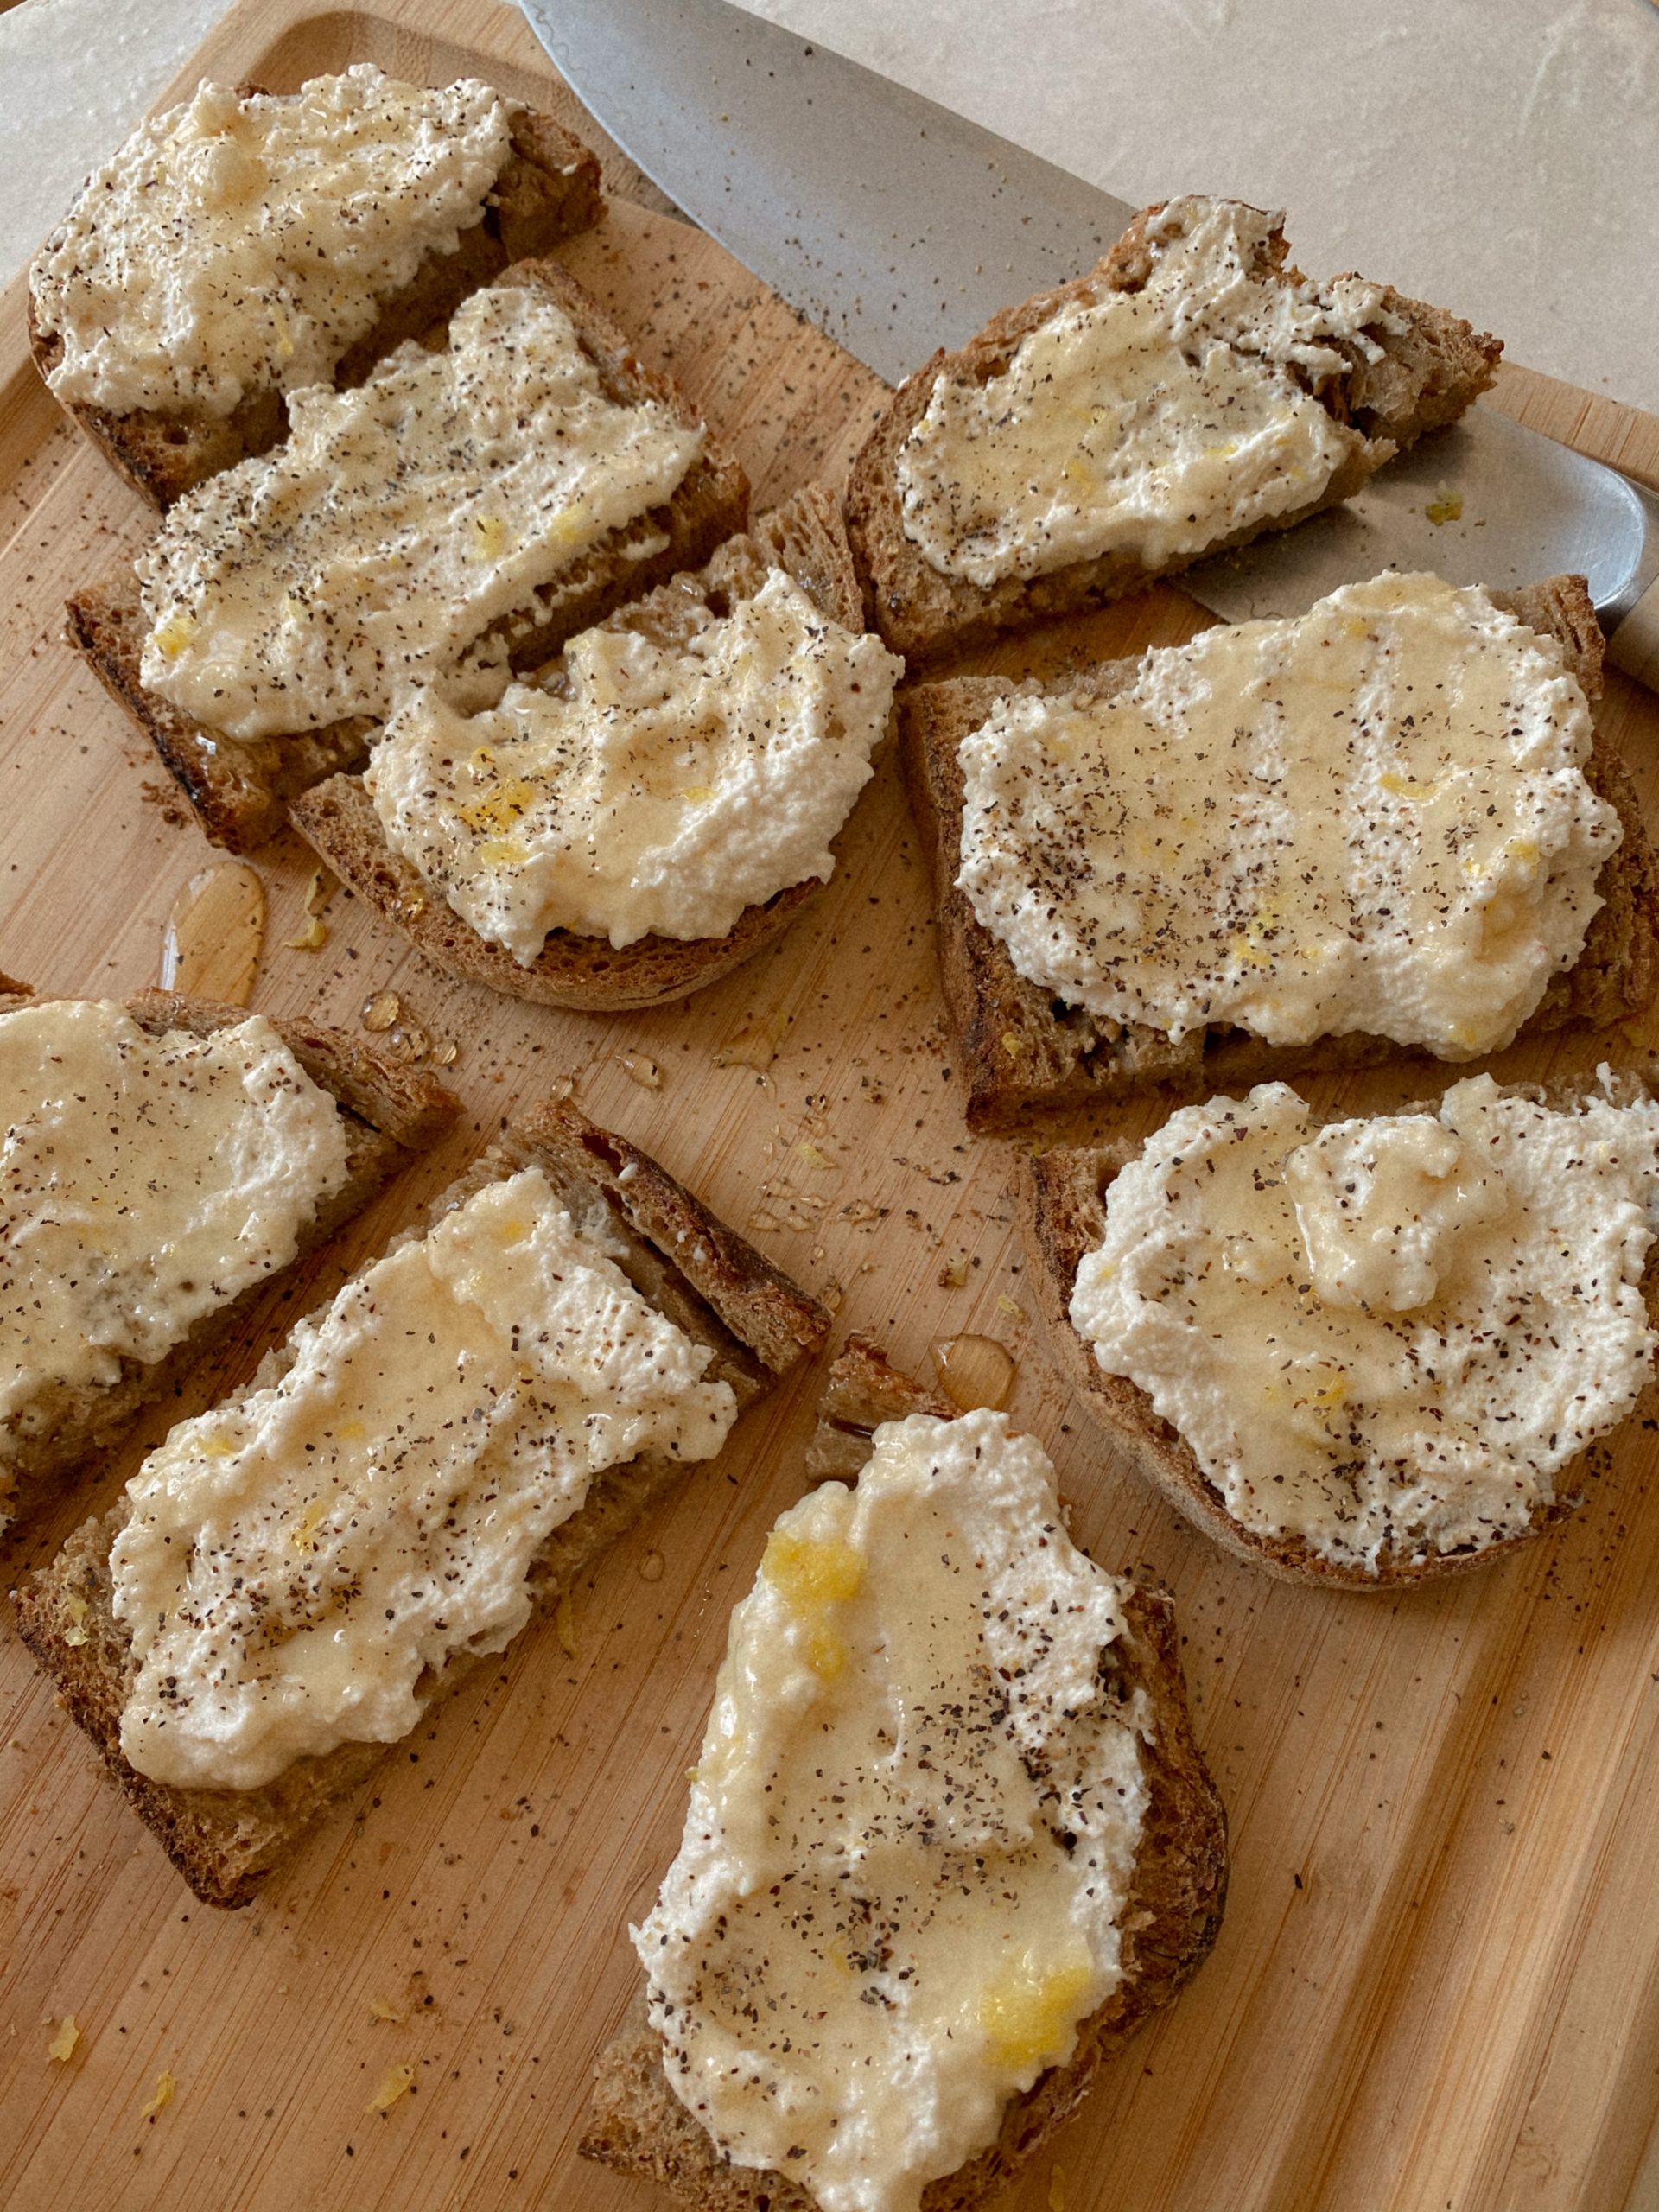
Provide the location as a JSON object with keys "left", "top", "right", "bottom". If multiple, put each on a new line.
{"left": 111, "top": 1167, "right": 737, "bottom": 1790}
{"left": 957, "top": 572, "right": 1618, "bottom": 1058}
{"left": 1070, "top": 1076, "right": 1659, "bottom": 1571}
{"left": 365, "top": 569, "right": 903, "bottom": 957}
{"left": 894, "top": 195, "right": 1391, "bottom": 588}
{"left": 136, "top": 283, "right": 704, "bottom": 740}
{"left": 636, "top": 1408, "right": 1148, "bottom": 2212}
{"left": 31, "top": 67, "right": 516, "bottom": 419}
{"left": 0, "top": 1001, "right": 350, "bottom": 1478}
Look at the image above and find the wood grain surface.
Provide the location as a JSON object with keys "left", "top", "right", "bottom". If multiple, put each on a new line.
{"left": 2, "top": 3, "right": 1658, "bottom": 2209}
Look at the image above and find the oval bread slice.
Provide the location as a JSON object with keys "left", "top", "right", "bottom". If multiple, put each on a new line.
{"left": 581, "top": 1336, "right": 1229, "bottom": 2211}
{"left": 289, "top": 485, "right": 894, "bottom": 1012}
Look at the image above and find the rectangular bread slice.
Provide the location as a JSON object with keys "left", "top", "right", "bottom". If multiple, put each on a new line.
{"left": 289, "top": 482, "right": 889, "bottom": 1013}
{"left": 580, "top": 1337, "right": 1228, "bottom": 2212}
{"left": 903, "top": 575, "right": 1659, "bottom": 1135}
{"left": 0, "top": 982, "right": 457, "bottom": 1537}
{"left": 846, "top": 198, "right": 1501, "bottom": 665}
{"left": 65, "top": 257, "right": 752, "bottom": 854}
{"left": 29, "top": 98, "right": 604, "bottom": 512}
{"left": 1016, "top": 1067, "right": 1659, "bottom": 1591}
{"left": 11, "top": 1101, "right": 830, "bottom": 1909}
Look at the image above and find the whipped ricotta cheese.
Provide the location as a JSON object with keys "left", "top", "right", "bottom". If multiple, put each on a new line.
{"left": 1070, "top": 1076, "right": 1659, "bottom": 1571}
{"left": 0, "top": 1001, "right": 350, "bottom": 1480}
{"left": 957, "top": 571, "right": 1618, "bottom": 1058}
{"left": 111, "top": 1167, "right": 737, "bottom": 1790}
{"left": 636, "top": 1408, "right": 1149, "bottom": 2212}
{"left": 365, "top": 568, "right": 903, "bottom": 956}
{"left": 135, "top": 283, "right": 704, "bottom": 740}
{"left": 31, "top": 67, "right": 516, "bottom": 419}
{"left": 894, "top": 195, "right": 1392, "bottom": 588}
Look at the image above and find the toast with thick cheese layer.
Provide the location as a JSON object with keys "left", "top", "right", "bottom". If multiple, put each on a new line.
{"left": 0, "top": 982, "right": 456, "bottom": 1538}
{"left": 65, "top": 258, "right": 751, "bottom": 854}
{"left": 13, "top": 1101, "right": 829, "bottom": 1908}
{"left": 29, "top": 91, "right": 604, "bottom": 511}
{"left": 1017, "top": 1070, "right": 1659, "bottom": 1589}
{"left": 902, "top": 576, "right": 1657, "bottom": 1135}
{"left": 290, "top": 485, "right": 895, "bottom": 1012}
{"left": 582, "top": 1337, "right": 1228, "bottom": 2212}
{"left": 846, "top": 197, "right": 1500, "bottom": 665}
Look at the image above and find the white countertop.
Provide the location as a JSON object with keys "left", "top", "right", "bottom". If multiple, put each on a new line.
{"left": 3, "top": 0, "right": 1657, "bottom": 414}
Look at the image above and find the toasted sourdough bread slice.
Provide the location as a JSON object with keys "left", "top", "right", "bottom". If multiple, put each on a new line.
{"left": 0, "top": 983, "right": 457, "bottom": 1538}
{"left": 1016, "top": 1068, "right": 1659, "bottom": 1590}
{"left": 12, "top": 1101, "right": 830, "bottom": 1908}
{"left": 845, "top": 199, "right": 1501, "bottom": 664}
{"left": 903, "top": 576, "right": 1659, "bottom": 1135}
{"left": 582, "top": 1335, "right": 1228, "bottom": 2211}
{"left": 29, "top": 99, "right": 604, "bottom": 512}
{"left": 289, "top": 484, "right": 891, "bottom": 1013}
{"left": 65, "top": 257, "right": 752, "bottom": 854}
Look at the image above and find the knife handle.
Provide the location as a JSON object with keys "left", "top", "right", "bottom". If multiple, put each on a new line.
{"left": 1609, "top": 577, "right": 1659, "bottom": 695}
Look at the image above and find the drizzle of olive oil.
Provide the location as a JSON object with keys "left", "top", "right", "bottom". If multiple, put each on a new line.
{"left": 931, "top": 1333, "right": 1016, "bottom": 1412}
{"left": 159, "top": 862, "right": 266, "bottom": 1004}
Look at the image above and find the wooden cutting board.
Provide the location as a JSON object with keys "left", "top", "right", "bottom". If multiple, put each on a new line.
{"left": 3, "top": 3, "right": 1659, "bottom": 2207}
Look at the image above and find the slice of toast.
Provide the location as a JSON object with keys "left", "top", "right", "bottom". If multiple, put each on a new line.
{"left": 846, "top": 198, "right": 1501, "bottom": 664}
{"left": 0, "top": 984, "right": 457, "bottom": 1538}
{"left": 1016, "top": 1070, "right": 1659, "bottom": 1590}
{"left": 581, "top": 1337, "right": 1228, "bottom": 2212}
{"left": 289, "top": 485, "right": 894, "bottom": 1013}
{"left": 29, "top": 96, "right": 604, "bottom": 512}
{"left": 903, "top": 576, "right": 1659, "bottom": 1135}
{"left": 65, "top": 257, "right": 752, "bottom": 855}
{"left": 11, "top": 1101, "right": 830, "bottom": 1909}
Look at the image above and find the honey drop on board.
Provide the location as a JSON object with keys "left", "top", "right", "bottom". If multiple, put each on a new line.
{"left": 931, "top": 1333, "right": 1016, "bottom": 1412}
{"left": 159, "top": 862, "right": 265, "bottom": 1004}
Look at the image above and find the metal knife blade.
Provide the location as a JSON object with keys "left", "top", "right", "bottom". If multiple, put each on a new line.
{"left": 520, "top": 0, "right": 1659, "bottom": 684}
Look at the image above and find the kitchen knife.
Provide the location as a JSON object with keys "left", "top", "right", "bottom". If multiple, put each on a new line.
{"left": 521, "top": 0, "right": 1659, "bottom": 690}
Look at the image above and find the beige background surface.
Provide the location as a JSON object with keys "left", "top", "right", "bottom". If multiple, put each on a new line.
{"left": 3, "top": 0, "right": 1659, "bottom": 408}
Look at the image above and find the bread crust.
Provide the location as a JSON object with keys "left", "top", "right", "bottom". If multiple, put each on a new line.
{"left": 581, "top": 1338, "right": 1229, "bottom": 2211}
{"left": 28, "top": 99, "right": 605, "bottom": 512}
{"left": 845, "top": 200, "right": 1502, "bottom": 665}
{"left": 0, "top": 984, "right": 457, "bottom": 1536}
{"left": 902, "top": 575, "right": 1659, "bottom": 1134}
{"left": 10, "top": 1102, "right": 830, "bottom": 1907}
{"left": 1015, "top": 1069, "right": 1659, "bottom": 1590}
{"left": 289, "top": 485, "right": 895, "bottom": 1012}
{"left": 65, "top": 257, "right": 752, "bottom": 854}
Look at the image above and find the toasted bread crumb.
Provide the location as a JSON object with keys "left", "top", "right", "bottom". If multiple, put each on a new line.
{"left": 140, "top": 2068, "right": 176, "bottom": 2120}
{"left": 366, "top": 2062, "right": 416, "bottom": 2115}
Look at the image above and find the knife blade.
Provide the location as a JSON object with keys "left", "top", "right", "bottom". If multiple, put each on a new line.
{"left": 520, "top": 0, "right": 1659, "bottom": 688}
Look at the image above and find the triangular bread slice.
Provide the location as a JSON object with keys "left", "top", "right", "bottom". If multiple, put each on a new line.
{"left": 846, "top": 197, "right": 1501, "bottom": 665}
{"left": 12, "top": 1099, "right": 830, "bottom": 1908}
{"left": 289, "top": 484, "right": 893, "bottom": 1013}
{"left": 0, "top": 982, "right": 457, "bottom": 1537}
{"left": 1016, "top": 1069, "right": 1659, "bottom": 1590}
{"left": 29, "top": 97, "right": 605, "bottom": 511}
{"left": 901, "top": 575, "right": 1658, "bottom": 1135}
{"left": 64, "top": 258, "right": 751, "bottom": 854}
{"left": 581, "top": 1337, "right": 1228, "bottom": 2211}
